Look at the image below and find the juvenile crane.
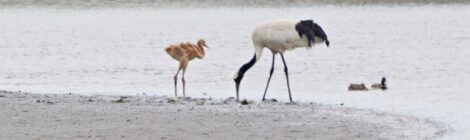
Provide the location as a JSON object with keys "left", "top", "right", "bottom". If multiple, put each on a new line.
{"left": 233, "top": 19, "right": 330, "bottom": 102}
{"left": 165, "top": 39, "right": 209, "bottom": 97}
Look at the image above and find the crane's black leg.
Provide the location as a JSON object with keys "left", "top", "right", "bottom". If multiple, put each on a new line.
{"left": 262, "top": 54, "right": 276, "bottom": 101}
{"left": 280, "top": 54, "right": 293, "bottom": 102}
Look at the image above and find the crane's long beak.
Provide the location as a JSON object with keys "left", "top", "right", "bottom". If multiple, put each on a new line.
{"left": 235, "top": 82, "right": 240, "bottom": 102}
{"left": 205, "top": 45, "right": 209, "bottom": 49}
{"left": 234, "top": 78, "right": 240, "bottom": 102}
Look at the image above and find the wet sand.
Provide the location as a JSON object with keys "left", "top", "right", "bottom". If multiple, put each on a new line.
{"left": 0, "top": 90, "right": 447, "bottom": 139}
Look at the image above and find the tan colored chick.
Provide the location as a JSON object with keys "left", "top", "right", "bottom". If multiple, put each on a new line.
{"left": 165, "top": 39, "right": 208, "bottom": 97}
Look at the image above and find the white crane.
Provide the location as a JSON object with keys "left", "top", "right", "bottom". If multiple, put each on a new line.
{"left": 233, "top": 19, "right": 330, "bottom": 102}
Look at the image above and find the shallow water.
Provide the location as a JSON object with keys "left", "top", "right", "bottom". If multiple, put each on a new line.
{"left": 1, "top": 6, "right": 468, "bottom": 98}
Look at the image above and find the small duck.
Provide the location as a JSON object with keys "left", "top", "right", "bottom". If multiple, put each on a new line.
{"left": 348, "top": 83, "right": 368, "bottom": 91}
{"left": 371, "top": 77, "right": 387, "bottom": 90}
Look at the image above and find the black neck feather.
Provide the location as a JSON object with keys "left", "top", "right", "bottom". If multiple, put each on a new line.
{"left": 234, "top": 54, "right": 257, "bottom": 83}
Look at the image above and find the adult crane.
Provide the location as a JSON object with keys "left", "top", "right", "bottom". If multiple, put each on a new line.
{"left": 233, "top": 19, "right": 329, "bottom": 102}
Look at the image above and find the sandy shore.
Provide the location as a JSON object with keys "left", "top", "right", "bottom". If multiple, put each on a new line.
{"left": 0, "top": 90, "right": 447, "bottom": 140}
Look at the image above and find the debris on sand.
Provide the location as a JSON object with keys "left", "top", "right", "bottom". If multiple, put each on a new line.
{"left": 167, "top": 99, "right": 176, "bottom": 104}
{"left": 263, "top": 98, "right": 278, "bottom": 103}
{"left": 284, "top": 102, "right": 298, "bottom": 105}
{"left": 46, "top": 101, "right": 55, "bottom": 105}
{"left": 196, "top": 100, "right": 204, "bottom": 105}
{"left": 241, "top": 99, "right": 249, "bottom": 105}
{"left": 184, "top": 97, "right": 192, "bottom": 100}
{"left": 113, "top": 98, "right": 124, "bottom": 103}
{"left": 112, "top": 96, "right": 128, "bottom": 103}
{"left": 223, "top": 97, "right": 237, "bottom": 104}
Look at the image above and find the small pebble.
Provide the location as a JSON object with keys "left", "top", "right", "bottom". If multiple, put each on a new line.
{"left": 263, "top": 98, "right": 278, "bottom": 102}
{"left": 196, "top": 101, "right": 204, "bottom": 105}
{"left": 241, "top": 99, "right": 249, "bottom": 105}
{"left": 167, "top": 99, "right": 176, "bottom": 104}
{"left": 284, "top": 102, "right": 297, "bottom": 105}
{"left": 46, "top": 101, "right": 54, "bottom": 105}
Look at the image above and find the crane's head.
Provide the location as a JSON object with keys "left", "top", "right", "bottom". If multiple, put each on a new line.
{"left": 233, "top": 54, "right": 257, "bottom": 102}
{"left": 295, "top": 20, "right": 330, "bottom": 47}
{"left": 197, "top": 39, "right": 209, "bottom": 49}
{"left": 312, "top": 22, "right": 329, "bottom": 47}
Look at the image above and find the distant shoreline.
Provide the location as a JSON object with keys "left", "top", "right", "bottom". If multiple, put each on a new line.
{"left": 1, "top": 0, "right": 469, "bottom": 8}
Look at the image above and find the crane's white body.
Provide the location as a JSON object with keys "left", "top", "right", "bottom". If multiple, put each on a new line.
{"left": 252, "top": 19, "right": 325, "bottom": 61}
